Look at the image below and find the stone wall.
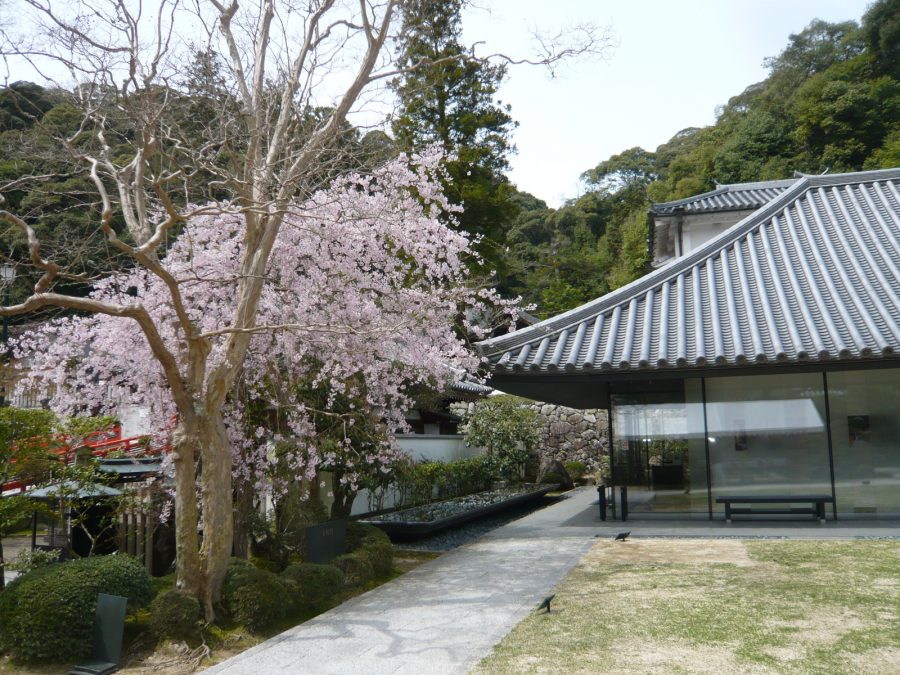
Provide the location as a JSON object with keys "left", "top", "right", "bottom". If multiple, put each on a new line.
{"left": 528, "top": 403, "right": 609, "bottom": 474}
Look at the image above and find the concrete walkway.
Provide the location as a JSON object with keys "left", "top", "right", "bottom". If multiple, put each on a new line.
{"left": 206, "top": 489, "right": 900, "bottom": 675}
{"left": 206, "top": 488, "right": 600, "bottom": 675}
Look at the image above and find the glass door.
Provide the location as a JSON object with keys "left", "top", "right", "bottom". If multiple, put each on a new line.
{"left": 610, "top": 386, "right": 709, "bottom": 516}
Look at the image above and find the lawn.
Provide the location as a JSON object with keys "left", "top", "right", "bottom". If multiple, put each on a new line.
{"left": 474, "top": 539, "right": 900, "bottom": 674}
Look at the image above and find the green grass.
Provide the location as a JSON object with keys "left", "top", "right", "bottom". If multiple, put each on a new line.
{"left": 475, "top": 540, "right": 900, "bottom": 674}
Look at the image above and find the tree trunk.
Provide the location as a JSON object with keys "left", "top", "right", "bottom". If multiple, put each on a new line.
{"left": 172, "top": 425, "right": 201, "bottom": 598}
{"left": 329, "top": 471, "right": 356, "bottom": 519}
{"left": 198, "top": 413, "right": 234, "bottom": 621}
{"left": 0, "top": 535, "right": 5, "bottom": 591}
{"left": 232, "top": 475, "right": 253, "bottom": 560}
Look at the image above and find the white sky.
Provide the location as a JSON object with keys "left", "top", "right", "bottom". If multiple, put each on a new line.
{"left": 2, "top": 0, "right": 874, "bottom": 208}
{"left": 463, "top": 0, "right": 875, "bottom": 206}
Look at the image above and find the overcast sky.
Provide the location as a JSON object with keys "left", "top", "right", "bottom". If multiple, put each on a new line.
{"left": 463, "top": 0, "right": 875, "bottom": 206}
{"left": 2, "top": 1, "right": 875, "bottom": 208}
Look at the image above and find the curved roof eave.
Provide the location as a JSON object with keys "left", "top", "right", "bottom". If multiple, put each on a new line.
{"left": 479, "top": 168, "right": 900, "bottom": 375}
{"left": 649, "top": 178, "right": 796, "bottom": 215}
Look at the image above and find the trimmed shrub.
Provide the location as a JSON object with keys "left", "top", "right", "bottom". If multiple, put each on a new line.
{"left": 346, "top": 522, "right": 393, "bottom": 577}
{"left": 0, "top": 554, "right": 152, "bottom": 661}
{"left": 346, "top": 521, "right": 385, "bottom": 550}
{"left": 249, "top": 555, "right": 281, "bottom": 573}
{"left": 221, "top": 557, "right": 258, "bottom": 595}
{"left": 564, "top": 461, "right": 588, "bottom": 483}
{"left": 222, "top": 560, "right": 294, "bottom": 632}
{"left": 149, "top": 589, "right": 202, "bottom": 640}
{"left": 333, "top": 551, "right": 374, "bottom": 587}
{"left": 360, "top": 538, "right": 393, "bottom": 576}
{"left": 345, "top": 521, "right": 371, "bottom": 550}
{"left": 542, "top": 471, "right": 565, "bottom": 486}
{"left": 282, "top": 563, "right": 345, "bottom": 609}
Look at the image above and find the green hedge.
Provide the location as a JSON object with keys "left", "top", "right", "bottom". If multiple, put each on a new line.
{"left": 349, "top": 523, "right": 394, "bottom": 576}
{"left": 0, "top": 555, "right": 152, "bottom": 662}
{"left": 222, "top": 560, "right": 295, "bottom": 632}
{"left": 393, "top": 455, "right": 492, "bottom": 507}
{"left": 282, "top": 563, "right": 344, "bottom": 610}
{"left": 564, "top": 461, "right": 587, "bottom": 482}
{"left": 333, "top": 551, "right": 375, "bottom": 587}
{"left": 149, "top": 589, "right": 201, "bottom": 640}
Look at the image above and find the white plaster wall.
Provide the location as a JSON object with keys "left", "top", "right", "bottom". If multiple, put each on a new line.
{"left": 397, "top": 434, "right": 483, "bottom": 463}
{"left": 681, "top": 210, "right": 756, "bottom": 254}
{"left": 349, "top": 435, "right": 486, "bottom": 516}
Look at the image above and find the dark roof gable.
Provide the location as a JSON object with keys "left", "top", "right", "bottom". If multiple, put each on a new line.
{"left": 479, "top": 168, "right": 900, "bottom": 374}
{"left": 650, "top": 178, "right": 797, "bottom": 216}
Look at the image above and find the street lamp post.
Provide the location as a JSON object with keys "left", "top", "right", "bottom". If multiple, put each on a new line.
{"left": 0, "top": 264, "right": 16, "bottom": 407}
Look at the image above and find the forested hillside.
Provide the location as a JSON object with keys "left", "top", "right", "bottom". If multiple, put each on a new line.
{"left": 502, "top": 0, "right": 900, "bottom": 317}
{"left": 0, "top": 54, "right": 394, "bottom": 310}
{"left": 0, "top": 0, "right": 897, "bottom": 321}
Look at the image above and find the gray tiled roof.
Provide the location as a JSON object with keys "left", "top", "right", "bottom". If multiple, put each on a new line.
{"left": 479, "top": 168, "right": 900, "bottom": 374}
{"left": 450, "top": 379, "right": 494, "bottom": 396}
{"left": 650, "top": 178, "right": 797, "bottom": 215}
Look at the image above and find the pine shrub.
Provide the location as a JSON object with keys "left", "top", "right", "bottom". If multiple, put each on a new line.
{"left": 564, "top": 460, "right": 587, "bottom": 482}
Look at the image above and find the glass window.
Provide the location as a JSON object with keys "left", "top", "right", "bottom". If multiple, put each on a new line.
{"left": 827, "top": 368, "right": 900, "bottom": 518}
{"left": 704, "top": 373, "right": 831, "bottom": 512}
{"left": 610, "top": 380, "right": 708, "bottom": 515}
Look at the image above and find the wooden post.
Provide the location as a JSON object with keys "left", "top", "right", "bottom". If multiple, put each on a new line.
{"left": 136, "top": 512, "right": 145, "bottom": 567}
{"left": 144, "top": 515, "right": 154, "bottom": 575}
{"left": 127, "top": 511, "right": 136, "bottom": 556}
{"left": 117, "top": 513, "right": 126, "bottom": 554}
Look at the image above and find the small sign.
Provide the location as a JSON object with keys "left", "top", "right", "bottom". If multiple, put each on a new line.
{"left": 303, "top": 520, "right": 346, "bottom": 564}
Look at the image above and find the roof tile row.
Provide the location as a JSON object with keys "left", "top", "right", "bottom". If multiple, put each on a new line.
{"left": 479, "top": 169, "right": 900, "bottom": 374}
{"left": 650, "top": 178, "right": 796, "bottom": 215}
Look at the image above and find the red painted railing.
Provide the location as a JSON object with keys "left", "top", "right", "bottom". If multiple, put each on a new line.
{"left": 1, "top": 425, "right": 169, "bottom": 493}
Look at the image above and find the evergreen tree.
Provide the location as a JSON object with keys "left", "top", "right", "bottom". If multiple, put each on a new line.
{"left": 391, "top": 0, "right": 518, "bottom": 279}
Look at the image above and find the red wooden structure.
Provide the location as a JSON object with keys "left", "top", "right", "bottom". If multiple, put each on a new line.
{"left": 1, "top": 425, "right": 167, "bottom": 493}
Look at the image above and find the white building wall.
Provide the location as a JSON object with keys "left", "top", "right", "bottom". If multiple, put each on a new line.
{"left": 397, "top": 434, "right": 482, "bottom": 463}
{"left": 681, "top": 211, "right": 755, "bottom": 253}
{"left": 348, "top": 435, "right": 485, "bottom": 516}
{"left": 654, "top": 210, "right": 758, "bottom": 267}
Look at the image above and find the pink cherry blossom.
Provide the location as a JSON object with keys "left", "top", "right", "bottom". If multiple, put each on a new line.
{"left": 14, "top": 148, "right": 519, "bottom": 499}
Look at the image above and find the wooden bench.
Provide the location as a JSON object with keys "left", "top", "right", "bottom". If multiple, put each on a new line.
{"left": 716, "top": 495, "right": 833, "bottom": 523}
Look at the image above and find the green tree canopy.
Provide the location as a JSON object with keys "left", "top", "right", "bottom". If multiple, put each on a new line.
{"left": 391, "top": 0, "right": 518, "bottom": 279}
